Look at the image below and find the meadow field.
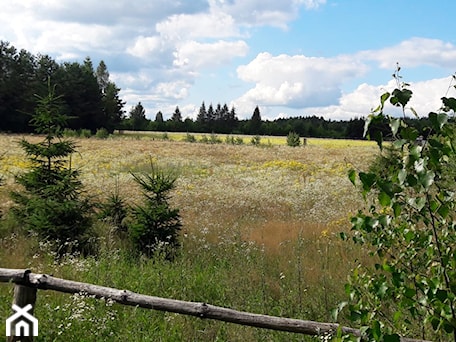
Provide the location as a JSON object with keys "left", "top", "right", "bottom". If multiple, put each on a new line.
{"left": 0, "top": 132, "right": 378, "bottom": 341}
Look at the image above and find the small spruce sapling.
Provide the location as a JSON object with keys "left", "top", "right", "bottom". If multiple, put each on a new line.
{"left": 128, "top": 162, "right": 182, "bottom": 259}
{"left": 10, "top": 81, "right": 94, "bottom": 256}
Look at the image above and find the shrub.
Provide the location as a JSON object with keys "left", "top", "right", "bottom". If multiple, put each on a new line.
{"left": 98, "top": 186, "right": 128, "bottom": 235}
{"left": 128, "top": 163, "right": 182, "bottom": 259}
{"left": 79, "top": 129, "right": 92, "bottom": 138}
{"left": 339, "top": 67, "right": 456, "bottom": 340}
{"left": 95, "top": 128, "right": 109, "bottom": 139}
{"left": 250, "top": 135, "right": 261, "bottom": 146}
{"left": 209, "top": 132, "right": 222, "bottom": 144}
{"left": 286, "top": 131, "right": 301, "bottom": 147}
{"left": 62, "top": 128, "right": 79, "bottom": 138}
{"left": 225, "top": 136, "right": 244, "bottom": 145}
{"left": 184, "top": 133, "right": 196, "bottom": 143}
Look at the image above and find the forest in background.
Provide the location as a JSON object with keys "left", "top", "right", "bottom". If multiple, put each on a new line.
{"left": 0, "top": 41, "right": 432, "bottom": 139}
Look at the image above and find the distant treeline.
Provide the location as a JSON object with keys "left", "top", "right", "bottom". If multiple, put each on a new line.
{"left": 122, "top": 101, "right": 433, "bottom": 140}
{"left": 0, "top": 41, "right": 125, "bottom": 133}
{"left": 1, "top": 40, "right": 432, "bottom": 139}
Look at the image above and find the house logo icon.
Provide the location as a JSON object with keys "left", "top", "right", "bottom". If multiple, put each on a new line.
{"left": 5, "top": 304, "right": 38, "bottom": 337}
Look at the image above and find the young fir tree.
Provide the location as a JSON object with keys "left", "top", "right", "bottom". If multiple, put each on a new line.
{"left": 10, "top": 81, "right": 94, "bottom": 256}
{"left": 129, "top": 163, "right": 182, "bottom": 259}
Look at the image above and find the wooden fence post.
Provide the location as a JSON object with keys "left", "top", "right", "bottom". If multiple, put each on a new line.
{"left": 7, "top": 284, "right": 37, "bottom": 342}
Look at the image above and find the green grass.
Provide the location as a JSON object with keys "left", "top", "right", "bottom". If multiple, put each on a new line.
{"left": 0, "top": 134, "right": 376, "bottom": 341}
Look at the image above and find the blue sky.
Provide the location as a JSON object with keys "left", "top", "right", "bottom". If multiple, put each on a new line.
{"left": 2, "top": 1, "right": 456, "bottom": 120}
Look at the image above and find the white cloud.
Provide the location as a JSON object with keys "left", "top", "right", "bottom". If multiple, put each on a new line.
{"left": 127, "top": 36, "right": 166, "bottom": 59}
{"left": 212, "top": 0, "right": 326, "bottom": 28}
{"left": 156, "top": 10, "right": 240, "bottom": 40}
{"left": 359, "top": 37, "right": 456, "bottom": 69}
{"left": 301, "top": 76, "right": 455, "bottom": 121}
{"left": 235, "top": 52, "right": 366, "bottom": 110}
{"left": 173, "top": 40, "right": 248, "bottom": 69}
{"left": 155, "top": 81, "right": 191, "bottom": 100}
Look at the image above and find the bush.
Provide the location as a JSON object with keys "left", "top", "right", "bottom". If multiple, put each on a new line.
{"left": 128, "top": 163, "right": 181, "bottom": 259}
{"left": 225, "top": 136, "right": 244, "bottom": 145}
{"left": 62, "top": 128, "right": 79, "bottom": 138}
{"left": 250, "top": 135, "right": 261, "bottom": 146}
{"left": 209, "top": 132, "right": 222, "bottom": 144}
{"left": 286, "top": 131, "right": 301, "bottom": 147}
{"left": 98, "top": 188, "right": 128, "bottom": 235}
{"left": 95, "top": 128, "right": 109, "bottom": 139}
{"left": 339, "top": 67, "right": 456, "bottom": 340}
{"left": 184, "top": 133, "right": 196, "bottom": 143}
{"left": 79, "top": 129, "right": 92, "bottom": 138}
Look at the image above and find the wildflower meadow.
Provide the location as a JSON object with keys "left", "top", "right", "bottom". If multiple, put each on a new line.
{"left": 0, "top": 133, "right": 378, "bottom": 341}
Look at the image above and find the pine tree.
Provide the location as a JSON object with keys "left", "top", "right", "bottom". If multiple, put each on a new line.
{"left": 171, "top": 106, "right": 182, "bottom": 122}
{"left": 249, "top": 105, "right": 262, "bottom": 134}
{"left": 130, "top": 102, "right": 148, "bottom": 130}
{"left": 10, "top": 81, "right": 94, "bottom": 256}
{"left": 196, "top": 102, "right": 207, "bottom": 123}
{"left": 155, "top": 111, "right": 164, "bottom": 123}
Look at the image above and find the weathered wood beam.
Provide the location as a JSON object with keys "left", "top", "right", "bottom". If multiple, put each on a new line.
{"left": 0, "top": 268, "right": 431, "bottom": 341}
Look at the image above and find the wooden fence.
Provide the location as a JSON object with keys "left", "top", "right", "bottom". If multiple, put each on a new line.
{"left": 0, "top": 268, "right": 429, "bottom": 341}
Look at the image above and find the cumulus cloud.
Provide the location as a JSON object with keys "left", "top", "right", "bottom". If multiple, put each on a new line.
{"left": 173, "top": 40, "right": 248, "bottom": 69}
{"left": 300, "top": 76, "right": 454, "bottom": 121}
{"left": 359, "top": 37, "right": 456, "bottom": 69}
{"left": 235, "top": 52, "right": 367, "bottom": 110}
{"left": 212, "top": 0, "right": 326, "bottom": 28}
{"left": 156, "top": 10, "right": 240, "bottom": 40}
{"left": 8, "top": 0, "right": 453, "bottom": 124}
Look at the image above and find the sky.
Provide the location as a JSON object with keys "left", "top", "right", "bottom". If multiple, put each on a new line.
{"left": 2, "top": 0, "right": 456, "bottom": 121}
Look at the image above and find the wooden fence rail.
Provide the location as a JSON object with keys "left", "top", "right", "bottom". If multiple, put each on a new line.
{"left": 0, "top": 268, "right": 429, "bottom": 341}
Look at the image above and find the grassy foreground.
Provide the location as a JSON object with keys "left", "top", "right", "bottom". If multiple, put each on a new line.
{"left": 0, "top": 133, "right": 377, "bottom": 341}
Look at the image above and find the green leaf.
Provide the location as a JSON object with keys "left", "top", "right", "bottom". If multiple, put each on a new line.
{"left": 409, "top": 145, "right": 422, "bottom": 162}
{"left": 392, "top": 202, "right": 402, "bottom": 217}
{"left": 429, "top": 200, "right": 439, "bottom": 213}
{"left": 406, "top": 174, "right": 418, "bottom": 186}
{"left": 390, "top": 118, "right": 401, "bottom": 137}
{"left": 359, "top": 172, "right": 376, "bottom": 191}
{"left": 378, "top": 191, "right": 391, "bottom": 206}
{"left": 404, "top": 230, "right": 414, "bottom": 243}
{"left": 371, "top": 130, "right": 383, "bottom": 150}
{"left": 414, "top": 158, "right": 426, "bottom": 174}
{"left": 416, "top": 197, "right": 426, "bottom": 211}
{"left": 397, "top": 169, "right": 406, "bottom": 185}
{"left": 371, "top": 320, "right": 381, "bottom": 340}
{"left": 391, "top": 88, "right": 413, "bottom": 108}
{"left": 377, "top": 282, "right": 388, "bottom": 297}
{"left": 430, "top": 316, "right": 440, "bottom": 331}
{"left": 401, "top": 127, "right": 419, "bottom": 143}
{"left": 442, "top": 96, "right": 456, "bottom": 112}
{"left": 419, "top": 171, "right": 435, "bottom": 188}
{"left": 438, "top": 204, "right": 450, "bottom": 218}
{"left": 443, "top": 321, "right": 455, "bottom": 333}
{"left": 348, "top": 169, "right": 356, "bottom": 185}
{"left": 436, "top": 289, "right": 448, "bottom": 301}
{"left": 429, "top": 112, "right": 448, "bottom": 131}
{"left": 380, "top": 92, "right": 391, "bottom": 110}
{"left": 363, "top": 115, "right": 373, "bottom": 137}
